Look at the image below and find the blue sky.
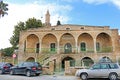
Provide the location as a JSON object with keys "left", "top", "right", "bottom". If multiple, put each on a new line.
{"left": 0, "top": 0, "right": 120, "bottom": 49}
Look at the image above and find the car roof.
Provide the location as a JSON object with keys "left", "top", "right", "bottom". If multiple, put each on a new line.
{"left": 95, "top": 62, "right": 118, "bottom": 64}
{"left": 0, "top": 62, "right": 11, "bottom": 64}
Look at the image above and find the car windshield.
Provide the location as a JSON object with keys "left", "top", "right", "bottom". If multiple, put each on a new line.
{"left": 109, "top": 63, "right": 119, "bottom": 69}
{"left": 90, "top": 63, "right": 119, "bottom": 70}
{"left": 0, "top": 63, "right": 5, "bottom": 67}
{"left": 90, "top": 64, "right": 100, "bottom": 69}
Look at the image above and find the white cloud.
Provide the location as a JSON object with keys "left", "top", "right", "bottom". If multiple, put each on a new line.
{"left": 83, "top": 0, "right": 109, "bottom": 4}
{"left": 83, "top": 0, "right": 120, "bottom": 9}
{"left": 111, "top": 0, "right": 120, "bottom": 9}
{"left": 60, "top": 0, "right": 79, "bottom": 3}
{"left": 0, "top": 1, "right": 73, "bottom": 49}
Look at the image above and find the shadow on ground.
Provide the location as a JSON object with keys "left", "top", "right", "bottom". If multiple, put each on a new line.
{"left": 88, "top": 78, "right": 120, "bottom": 80}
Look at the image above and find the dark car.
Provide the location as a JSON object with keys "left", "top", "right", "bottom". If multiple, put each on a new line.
{"left": 0, "top": 62, "right": 13, "bottom": 74}
{"left": 10, "top": 62, "right": 42, "bottom": 77}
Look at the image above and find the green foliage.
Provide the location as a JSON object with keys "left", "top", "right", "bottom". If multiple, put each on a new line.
{"left": 9, "top": 17, "right": 43, "bottom": 48}
{"left": 25, "top": 17, "right": 42, "bottom": 29}
{"left": 10, "top": 22, "right": 25, "bottom": 48}
{"left": 0, "top": 47, "right": 14, "bottom": 57}
{"left": 0, "top": 1, "right": 8, "bottom": 17}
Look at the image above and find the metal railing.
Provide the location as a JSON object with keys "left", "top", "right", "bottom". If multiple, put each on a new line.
{"left": 24, "top": 46, "right": 113, "bottom": 54}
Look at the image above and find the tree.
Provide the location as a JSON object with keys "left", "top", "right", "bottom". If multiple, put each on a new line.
{"left": 25, "top": 17, "right": 42, "bottom": 29}
{"left": 0, "top": 0, "right": 8, "bottom": 18}
{"left": 10, "top": 22, "right": 25, "bottom": 48}
{"left": 0, "top": 47, "right": 14, "bottom": 57}
{"left": 9, "top": 17, "right": 43, "bottom": 48}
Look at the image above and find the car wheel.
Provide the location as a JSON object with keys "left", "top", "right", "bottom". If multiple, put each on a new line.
{"left": 0, "top": 70, "right": 3, "bottom": 74}
{"left": 109, "top": 73, "right": 118, "bottom": 80}
{"left": 10, "top": 70, "right": 14, "bottom": 75}
{"left": 26, "top": 71, "right": 31, "bottom": 77}
{"left": 80, "top": 73, "right": 88, "bottom": 80}
{"left": 36, "top": 73, "right": 40, "bottom": 76}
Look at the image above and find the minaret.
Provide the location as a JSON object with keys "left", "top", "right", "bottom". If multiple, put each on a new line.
{"left": 45, "top": 10, "right": 51, "bottom": 27}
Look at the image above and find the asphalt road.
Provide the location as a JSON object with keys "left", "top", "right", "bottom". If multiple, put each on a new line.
{"left": 0, "top": 74, "right": 114, "bottom": 80}
{"left": 0, "top": 74, "right": 78, "bottom": 80}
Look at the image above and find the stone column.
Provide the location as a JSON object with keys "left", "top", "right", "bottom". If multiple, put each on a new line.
{"left": 49, "top": 61, "right": 54, "bottom": 75}
{"left": 55, "top": 57, "right": 61, "bottom": 72}
{"left": 39, "top": 40, "right": 42, "bottom": 53}
{"left": 112, "top": 39, "right": 115, "bottom": 52}
{"left": 18, "top": 43, "right": 24, "bottom": 63}
{"left": 75, "top": 39, "right": 78, "bottom": 53}
{"left": 64, "top": 61, "right": 70, "bottom": 75}
{"left": 93, "top": 39, "right": 96, "bottom": 53}
{"left": 57, "top": 40, "right": 60, "bottom": 54}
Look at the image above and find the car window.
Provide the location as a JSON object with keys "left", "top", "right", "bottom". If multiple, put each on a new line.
{"left": 23, "top": 62, "right": 33, "bottom": 67}
{"left": 100, "top": 64, "right": 109, "bottom": 69}
{"left": 23, "top": 62, "right": 41, "bottom": 67}
{"left": 0, "top": 63, "right": 4, "bottom": 67}
{"left": 5, "top": 64, "right": 9, "bottom": 66}
{"left": 34, "top": 62, "right": 41, "bottom": 67}
{"left": 109, "top": 63, "right": 119, "bottom": 69}
{"left": 18, "top": 63, "right": 24, "bottom": 67}
{"left": 92, "top": 64, "right": 100, "bottom": 69}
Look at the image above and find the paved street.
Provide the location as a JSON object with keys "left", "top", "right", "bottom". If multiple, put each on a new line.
{"left": 0, "top": 74, "right": 79, "bottom": 80}
{"left": 0, "top": 74, "right": 113, "bottom": 80}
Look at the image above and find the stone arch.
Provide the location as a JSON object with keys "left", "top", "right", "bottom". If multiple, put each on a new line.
{"left": 78, "top": 33, "right": 94, "bottom": 52}
{"left": 81, "top": 57, "right": 94, "bottom": 67}
{"left": 96, "top": 32, "right": 112, "bottom": 52}
{"left": 60, "top": 33, "right": 75, "bottom": 53}
{"left": 26, "top": 57, "right": 35, "bottom": 62}
{"left": 25, "top": 34, "right": 39, "bottom": 53}
{"left": 41, "top": 33, "right": 57, "bottom": 52}
{"left": 61, "top": 56, "right": 75, "bottom": 70}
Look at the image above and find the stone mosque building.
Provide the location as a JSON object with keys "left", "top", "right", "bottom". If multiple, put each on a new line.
{"left": 18, "top": 10, "right": 120, "bottom": 71}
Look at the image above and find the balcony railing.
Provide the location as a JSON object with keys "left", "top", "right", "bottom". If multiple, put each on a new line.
{"left": 97, "top": 47, "right": 113, "bottom": 53}
{"left": 41, "top": 48, "right": 57, "bottom": 53}
{"left": 24, "top": 46, "right": 113, "bottom": 53}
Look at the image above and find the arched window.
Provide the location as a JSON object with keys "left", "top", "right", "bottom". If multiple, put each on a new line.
{"left": 64, "top": 43, "right": 72, "bottom": 53}
{"left": 50, "top": 43, "right": 55, "bottom": 51}
{"left": 80, "top": 42, "right": 86, "bottom": 51}
{"left": 36, "top": 43, "right": 39, "bottom": 53}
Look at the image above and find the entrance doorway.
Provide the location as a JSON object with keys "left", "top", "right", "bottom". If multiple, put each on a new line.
{"left": 26, "top": 57, "right": 35, "bottom": 62}
{"left": 62, "top": 56, "right": 75, "bottom": 71}
{"left": 81, "top": 57, "right": 94, "bottom": 68}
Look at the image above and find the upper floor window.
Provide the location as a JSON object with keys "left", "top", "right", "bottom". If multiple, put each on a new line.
{"left": 64, "top": 43, "right": 72, "bottom": 53}
{"left": 36, "top": 43, "right": 39, "bottom": 53}
{"left": 66, "top": 28, "right": 70, "bottom": 30}
{"left": 50, "top": 43, "right": 55, "bottom": 51}
{"left": 96, "top": 42, "right": 100, "bottom": 51}
{"left": 81, "top": 27, "right": 84, "bottom": 29}
{"left": 80, "top": 42, "right": 86, "bottom": 51}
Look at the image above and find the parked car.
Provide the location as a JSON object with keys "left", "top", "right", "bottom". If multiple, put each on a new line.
{"left": 0, "top": 62, "right": 13, "bottom": 74}
{"left": 75, "top": 62, "right": 120, "bottom": 80}
{"left": 10, "top": 62, "right": 42, "bottom": 77}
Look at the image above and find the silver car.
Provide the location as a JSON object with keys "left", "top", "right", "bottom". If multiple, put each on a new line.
{"left": 75, "top": 62, "right": 120, "bottom": 80}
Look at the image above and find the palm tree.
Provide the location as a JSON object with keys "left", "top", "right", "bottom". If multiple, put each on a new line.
{"left": 0, "top": 1, "right": 8, "bottom": 18}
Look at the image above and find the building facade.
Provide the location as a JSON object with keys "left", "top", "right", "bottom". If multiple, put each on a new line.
{"left": 18, "top": 10, "right": 120, "bottom": 71}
